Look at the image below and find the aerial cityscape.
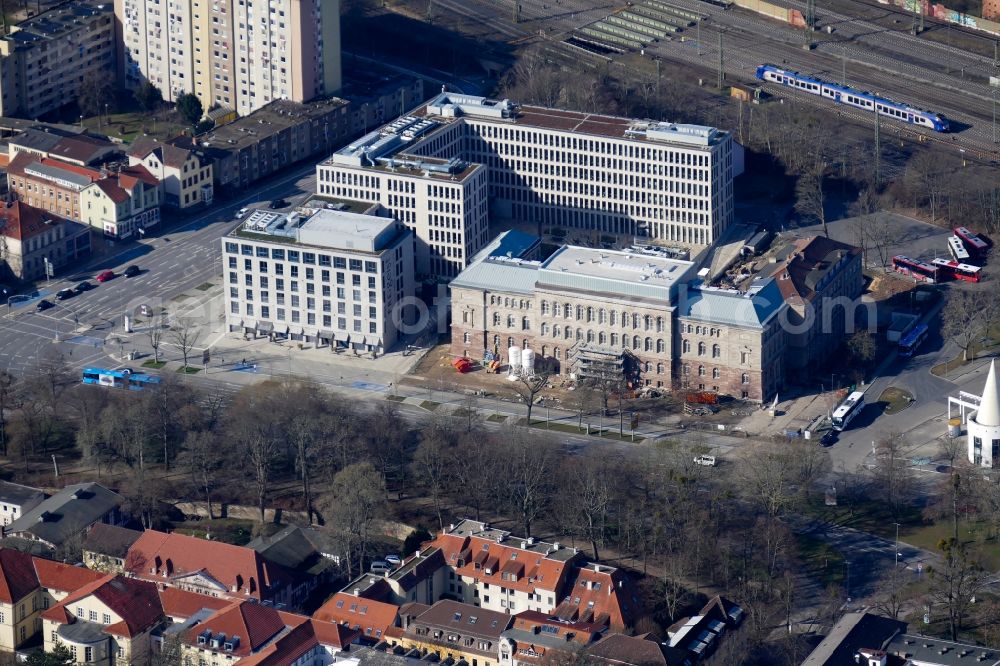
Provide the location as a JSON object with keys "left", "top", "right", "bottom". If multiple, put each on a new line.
{"left": 0, "top": 0, "right": 999, "bottom": 664}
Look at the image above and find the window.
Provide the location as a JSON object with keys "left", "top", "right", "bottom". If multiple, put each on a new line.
{"left": 682, "top": 339, "right": 690, "bottom": 353}
{"left": 742, "top": 373, "right": 750, "bottom": 384}
{"left": 712, "top": 344, "right": 721, "bottom": 358}
{"left": 89, "top": 610, "right": 98, "bottom": 621}
{"left": 102, "top": 613, "right": 111, "bottom": 624}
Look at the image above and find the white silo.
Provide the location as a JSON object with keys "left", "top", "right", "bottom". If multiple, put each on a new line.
{"left": 522, "top": 348, "right": 535, "bottom": 377}
{"left": 508, "top": 347, "right": 522, "bottom": 377}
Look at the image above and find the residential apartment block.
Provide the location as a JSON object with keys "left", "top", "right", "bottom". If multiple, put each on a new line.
{"left": 0, "top": 202, "right": 91, "bottom": 281}
{"left": 320, "top": 520, "right": 639, "bottom": 636}
{"left": 194, "top": 96, "right": 351, "bottom": 192}
{"left": 222, "top": 204, "right": 415, "bottom": 352}
{"left": 117, "top": 0, "right": 341, "bottom": 115}
{"left": 127, "top": 137, "right": 214, "bottom": 208}
{"left": 317, "top": 91, "right": 736, "bottom": 281}
{"left": 0, "top": 0, "right": 117, "bottom": 118}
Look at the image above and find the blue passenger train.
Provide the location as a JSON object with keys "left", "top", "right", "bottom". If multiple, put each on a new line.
{"left": 755, "top": 64, "right": 950, "bottom": 132}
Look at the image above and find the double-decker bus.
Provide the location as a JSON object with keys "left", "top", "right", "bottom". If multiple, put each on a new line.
{"left": 947, "top": 235, "right": 971, "bottom": 263}
{"left": 892, "top": 255, "right": 938, "bottom": 283}
{"left": 898, "top": 323, "right": 929, "bottom": 358}
{"left": 831, "top": 391, "right": 866, "bottom": 431}
{"left": 954, "top": 227, "right": 990, "bottom": 256}
{"left": 82, "top": 368, "right": 161, "bottom": 391}
{"left": 930, "top": 258, "right": 982, "bottom": 283}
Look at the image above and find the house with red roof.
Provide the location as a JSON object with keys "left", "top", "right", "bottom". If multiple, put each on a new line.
{"left": 176, "top": 599, "right": 359, "bottom": 666}
{"left": 125, "top": 530, "right": 296, "bottom": 606}
{"left": 41, "top": 574, "right": 166, "bottom": 666}
{"left": 79, "top": 164, "right": 162, "bottom": 240}
{"left": 0, "top": 200, "right": 91, "bottom": 281}
{"left": 314, "top": 587, "right": 401, "bottom": 644}
{"left": 128, "top": 136, "right": 214, "bottom": 209}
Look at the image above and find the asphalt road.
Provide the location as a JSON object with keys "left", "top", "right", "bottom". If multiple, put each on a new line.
{"left": 0, "top": 163, "right": 320, "bottom": 377}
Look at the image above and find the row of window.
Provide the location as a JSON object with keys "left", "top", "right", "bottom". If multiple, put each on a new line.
{"left": 225, "top": 242, "right": 379, "bottom": 273}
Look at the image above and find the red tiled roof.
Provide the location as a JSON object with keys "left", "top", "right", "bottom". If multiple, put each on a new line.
{"left": 93, "top": 179, "right": 129, "bottom": 204}
{"left": 45, "top": 574, "right": 164, "bottom": 638}
{"left": 185, "top": 600, "right": 286, "bottom": 657}
{"left": 6, "top": 152, "right": 102, "bottom": 180}
{"left": 236, "top": 618, "right": 358, "bottom": 666}
{"left": 586, "top": 633, "right": 669, "bottom": 666}
{"left": 159, "top": 586, "right": 230, "bottom": 620}
{"left": 314, "top": 592, "right": 399, "bottom": 641}
{"left": 32, "top": 557, "right": 104, "bottom": 593}
{"left": 128, "top": 529, "right": 290, "bottom": 600}
{"left": 430, "top": 532, "right": 579, "bottom": 596}
{"left": 0, "top": 201, "right": 68, "bottom": 241}
{"left": 119, "top": 164, "right": 159, "bottom": 187}
{"left": 553, "top": 566, "right": 637, "bottom": 631}
{"left": 0, "top": 549, "right": 40, "bottom": 603}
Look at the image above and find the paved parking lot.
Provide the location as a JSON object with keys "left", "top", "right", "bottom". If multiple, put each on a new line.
{"left": 785, "top": 212, "right": 952, "bottom": 265}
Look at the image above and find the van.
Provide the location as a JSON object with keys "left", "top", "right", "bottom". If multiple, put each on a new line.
{"left": 369, "top": 561, "right": 391, "bottom": 574}
{"left": 694, "top": 455, "right": 717, "bottom": 467}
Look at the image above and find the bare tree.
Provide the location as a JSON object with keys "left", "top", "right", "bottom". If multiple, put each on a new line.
{"left": 870, "top": 432, "right": 917, "bottom": 522}
{"left": 321, "top": 462, "right": 386, "bottom": 577}
{"left": 170, "top": 318, "right": 200, "bottom": 370}
{"left": 411, "top": 416, "right": 456, "bottom": 531}
{"left": 147, "top": 312, "right": 167, "bottom": 363}
{"left": 501, "top": 426, "right": 555, "bottom": 538}
{"left": 512, "top": 372, "right": 551, "bottom": 424}
{"left": 181, "top": 430, "right": 222, "bottom": 519}
{"left": 795, "top": 155, "right": 830, "bottom": 237}
{"left": 942, "top": 290, "right": 986, "bottom": 363}
{"left": 928, "top": 538, "right": 991, "bottom": 641}
{"left": 0, "top": 370, "right": 16, "bottom": 456}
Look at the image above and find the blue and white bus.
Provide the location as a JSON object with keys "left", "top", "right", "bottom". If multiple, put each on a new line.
{"left": 831, "top": 391, "right": 866, "bottom": 431}
{"left": 898, "top": 324, "right": 929, "bottom": 358}
{"left": 82, "top": 368, "right": 161, "bottom": 391}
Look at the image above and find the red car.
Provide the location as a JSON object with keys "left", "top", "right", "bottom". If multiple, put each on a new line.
{"left": 95, "top": 270, "right": 115, "bottom": 283}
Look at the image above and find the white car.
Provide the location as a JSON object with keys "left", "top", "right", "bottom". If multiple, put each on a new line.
{"left": 236, "top": 207, "right": 249, "bottom": 219}
{"left": 694, "top": 455, "right": 717, "bottom": 467}
{"left": 385, "top": 554, "right": 401, "bottom": 566}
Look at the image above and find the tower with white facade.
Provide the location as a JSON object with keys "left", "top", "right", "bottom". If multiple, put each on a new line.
{"left": 968, "top": 360, "right": 1000, "bottom": 467}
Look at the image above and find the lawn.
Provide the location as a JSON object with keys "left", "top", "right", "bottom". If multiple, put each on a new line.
{"left": 932, "top": 324, "right": 1000, "bottom": 377}
{"left": 176, "top": 366, "right": 201, "bottom": 374}
{"left": 195, "top": 282, "right": 214, "bottom": 292}
{"left": 385, "top": 394, "right": 406, "bottom": 402}
{"left": 486, "top": 414, "right": 507, "bottom": 423}
{"left": 420, "top": 400, "right": 440, "bottom": 411}
{"left": 141, "top": 360, "right": 166, "bottom": 369}
{"left": 82, "top": 109, "right": 189, "bottom": 143}
{"left": 803, "top": 496, "right": 924, "bottom": 538}
{"left": 900, "top": 519, "right": 1000, "bottom": 570}
{"left": 795, "top": 533, "right": 846, "bottom": 588}
{"left": 879, "top": 387, "right": 914, "bottom": 415}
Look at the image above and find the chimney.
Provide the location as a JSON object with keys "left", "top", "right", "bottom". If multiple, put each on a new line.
{"left": 353, "top": 589, "right": 360, "bottom": 596}
{"left": 553, "top": 543, "right": 560, "bottom": 551}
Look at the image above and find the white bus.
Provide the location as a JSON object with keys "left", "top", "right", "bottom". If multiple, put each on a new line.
{"left": 947, "top": 235, "right": 970, "bottom": 263}
{"left": 831, "top": 391, "right": 866, "bottom": 431}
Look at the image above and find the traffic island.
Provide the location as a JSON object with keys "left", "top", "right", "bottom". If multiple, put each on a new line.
{"left": 879, "top": 386, "right": 914, "bottom": 415}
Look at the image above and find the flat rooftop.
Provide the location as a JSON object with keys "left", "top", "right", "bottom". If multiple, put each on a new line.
{"left": 229, "top": 207, "right": 404, "bottom": 254}
{"left": 419, "top": 92, "right": 728, "bottom": 148}
{"left": 4, "top": 0, "right": 111, "bottom": 49}
{"left": 538, "top": 245, "right": 695, "bottom": 301}
{"left": 200, "top": 97, "right": 349, "bottom": 153}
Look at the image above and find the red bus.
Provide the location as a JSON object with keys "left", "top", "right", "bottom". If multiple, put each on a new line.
{"left": 954, "top": 227, "right": 990, "bottom": 256}
{"left": 931, "top": 258, "right": 982, "bottom": 283}
{"left": 892, "top": 255, "right": 938, "bottom": 283}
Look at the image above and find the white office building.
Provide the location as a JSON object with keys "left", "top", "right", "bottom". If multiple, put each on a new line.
{"left": 222, "top": 203, "right": 414, "bottom": 353}
{"left": 317, "top": 92, "right": 735, "bottom": 280}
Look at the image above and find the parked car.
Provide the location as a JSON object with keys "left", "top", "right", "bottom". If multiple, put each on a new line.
{"left": 694, "top": 455, "right": 717, "bottom": 467}
{"left": 123, "top": 265, "right": 141, "bottom": 278}
{"left": 35, "top": 299, "right": 54, "bottom": 312}
{"left": 269, "top": 198, "right": 290, "bottom": 210}
{"left": 95, "top": 270, "right": 115, "bottom": 283}
{"left": 385, "top": 554, "right": 402, "bottom": 566}
{"left": 236, "top": 207, "right": 249, "bottom": 219}
{"left": 55, "top": 288, "right": 75, "bottom": 301}
{"left": 73, "top": 281, "right": 93, "bottom": 293}
{"left": 820, "top": 431, "right": 838, "bottom": 447}
{"left": 369, "top": 561, "right": 391, "bottom": 574}
{"left": 138, "top": 304, "right": 153, "bottom": 317}
{"left": 0, "top": 284, "right": 11, "bottom": 299}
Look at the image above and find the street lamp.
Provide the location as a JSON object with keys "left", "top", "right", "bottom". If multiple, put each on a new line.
{"left": 894, "top": 522, "right": 901, "bottom": 569}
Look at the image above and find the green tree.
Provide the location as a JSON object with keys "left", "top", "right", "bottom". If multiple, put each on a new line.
{"left": 133, "top": 81, "right": 163, "bottom": 112}
{"left": 402, "top": 528, "right": 432, "bottom": 558}
{"left": 175, "top": 93, "right": 204, "bottom": 125}
{"left": 25, "top": 644, "right": 74, "bottom": 666}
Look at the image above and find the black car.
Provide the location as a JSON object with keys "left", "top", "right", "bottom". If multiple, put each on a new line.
{"left": 55, "top": 288, "right": 75, "bottom": 301}
{"left": 73, "top": 281, "right": 93, "bottom": 293}
{"left": 820, "top": 431, "right": 838, "bottom": 447}
{"left": 123, "top": 265, "right": 141, "bottom": 278}
{"left": 269, "top": 198, "right": 290, "bottom": 210}
{"left": 35, "top": 299, "right": 54, "bottom": 312}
